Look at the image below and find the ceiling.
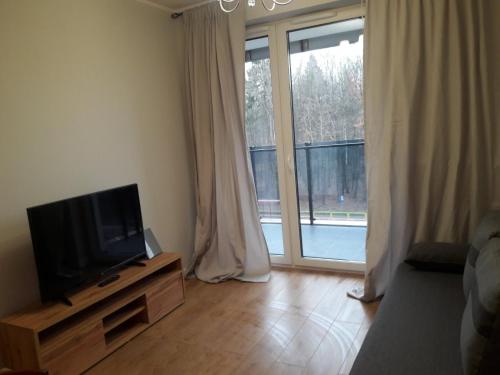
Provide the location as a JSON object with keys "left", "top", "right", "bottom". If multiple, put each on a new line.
{"left": 147, "top": 0, "right": 206, "bottom": 11}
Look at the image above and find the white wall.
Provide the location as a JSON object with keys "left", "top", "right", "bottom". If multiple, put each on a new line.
{"left": 0, "top": 0, "right": 194, "bottom": 320}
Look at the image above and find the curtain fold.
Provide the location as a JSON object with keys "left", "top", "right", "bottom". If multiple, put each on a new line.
{"left": 357, "top": 0, "right": 498, "bottom": 301}
{"left": 183, "top": 3, "right": 271, "bottom": 283}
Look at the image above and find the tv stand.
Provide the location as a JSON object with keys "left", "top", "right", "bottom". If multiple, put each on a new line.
{"left": 0, "top": 252, "right": 184, "bottom": 374}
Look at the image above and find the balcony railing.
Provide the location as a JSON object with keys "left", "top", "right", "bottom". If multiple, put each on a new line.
{"left": 249, "top": 140, "right": 367, "bottom": 225}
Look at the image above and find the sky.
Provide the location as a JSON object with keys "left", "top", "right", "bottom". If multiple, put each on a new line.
{"left": 290, "top": 35, "right": 364, "bottom": 75}
{"left": 245, "top": 35, "right": 363, "bottom": 80}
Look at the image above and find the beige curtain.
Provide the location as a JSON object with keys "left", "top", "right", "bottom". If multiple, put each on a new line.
{"left": 183, "top": 3, "right": 271, "bottom": 282}
{"left": 356, "top": 0, "right": 499, "bottom": 301}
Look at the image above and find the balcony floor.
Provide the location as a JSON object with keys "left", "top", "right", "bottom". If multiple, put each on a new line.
{"left": 262, "top": 223, "right": 366, "bottom": 262}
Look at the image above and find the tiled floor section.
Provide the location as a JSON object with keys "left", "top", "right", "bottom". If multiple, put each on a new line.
{"left": 86, "top": 269, "right": 379, "bottom": 375}
{"left": 262, "top": 224, "right": 367, "bottom": 262}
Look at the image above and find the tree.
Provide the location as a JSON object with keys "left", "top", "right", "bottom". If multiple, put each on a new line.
{"left": 245, "top": 58, "right": 274, "bottom": 147}
{"left": 292, "top": 55, "right": 330, "bottom": 144}
{"left": 245, "top": 51, "right": 364, "bottom": 145}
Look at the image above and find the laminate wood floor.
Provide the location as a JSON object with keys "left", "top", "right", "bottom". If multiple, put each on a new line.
{"left": 86, "top": 269, "right": 379, "bottom": 375}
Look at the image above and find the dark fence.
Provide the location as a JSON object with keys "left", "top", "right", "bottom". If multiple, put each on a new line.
{"left": 250, "top": 140, "right": 367, "bottom": 224}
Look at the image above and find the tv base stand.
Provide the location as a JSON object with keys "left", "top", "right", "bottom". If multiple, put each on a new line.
{"left": 129, "top": 260, "right": 147, "bottom": 267}
{"left": 0, "top": 252, "right": 184, "bottom": 375}
{"left": 97, "top": 273, "right": 120, "bottom": 287}
{"left": 59, "top": 295, "right": 73, "bottom": 307}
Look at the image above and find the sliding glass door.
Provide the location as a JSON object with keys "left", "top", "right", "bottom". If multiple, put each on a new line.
{"left": 245, "top": 7, "right": 366, "bottom": 271}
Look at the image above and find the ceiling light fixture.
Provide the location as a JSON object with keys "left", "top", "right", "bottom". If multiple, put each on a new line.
{"left": 219, "top": 0, "right": 294, "bottom": 13}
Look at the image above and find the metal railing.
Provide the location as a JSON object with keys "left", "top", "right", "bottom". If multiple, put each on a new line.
{"left": 249, "top": 140, "right": 366, "bottom": 225}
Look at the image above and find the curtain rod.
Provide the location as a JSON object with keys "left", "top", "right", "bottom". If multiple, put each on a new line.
{"left": 171, "top": 0, "right": 217, "bottom": 19}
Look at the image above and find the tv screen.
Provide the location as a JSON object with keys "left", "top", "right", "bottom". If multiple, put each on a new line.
{"left": 27, "top": 184, "right": 146, "bottom": 303}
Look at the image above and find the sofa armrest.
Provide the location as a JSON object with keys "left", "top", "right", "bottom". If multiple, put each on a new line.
{"left": 405, "top": 242, "right": 470, "bottom": 273}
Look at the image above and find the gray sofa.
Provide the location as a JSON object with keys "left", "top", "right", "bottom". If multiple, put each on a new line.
{"left": 350, "top": 212, "right": 500, "bottom": 375}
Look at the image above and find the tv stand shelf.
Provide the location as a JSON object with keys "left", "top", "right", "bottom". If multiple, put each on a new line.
{"left": 0, "top": 252, "right": 184, "bottom": 375}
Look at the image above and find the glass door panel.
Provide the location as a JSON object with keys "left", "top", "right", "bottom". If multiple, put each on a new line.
{"left": 245, "top": 36, "right": 285, "bottom": 256}
{"left": 287, "top": 19, "right": 367, "bottom": 262}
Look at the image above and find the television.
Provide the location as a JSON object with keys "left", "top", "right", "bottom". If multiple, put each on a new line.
{"left": 27, "top": 184, "right": 147, "bottom": 304}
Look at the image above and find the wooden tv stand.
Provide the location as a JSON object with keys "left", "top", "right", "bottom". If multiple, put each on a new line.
{"left": 0, "top": 252, "right": 184, "bottom": 375}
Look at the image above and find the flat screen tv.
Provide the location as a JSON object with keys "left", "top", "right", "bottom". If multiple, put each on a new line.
{"left": 27, "top": 184, "right": 146, "bottom": 304}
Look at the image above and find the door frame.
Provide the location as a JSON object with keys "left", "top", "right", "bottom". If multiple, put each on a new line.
{"left": 247, "top": 5, "right": 366, "bottom": 272}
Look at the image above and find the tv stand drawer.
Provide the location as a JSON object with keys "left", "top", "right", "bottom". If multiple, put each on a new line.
{"left": 146, "top": 272, "right": 184, "bottom": 323}
{"left": 41, "top": 322, "right": 105, "bottom": 375}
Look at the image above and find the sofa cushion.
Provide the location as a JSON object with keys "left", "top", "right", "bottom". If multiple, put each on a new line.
{"left": 350, "top": 263, "right": 465, "bottom": 375}
{"left": 463, "top": 211, "right": 500, "bottom": 297}
{"left": 405, "top": 242, "right": 469, "bottom": 273}
{"left": 460, "top": 238, "right": 500, "bottom": 375}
